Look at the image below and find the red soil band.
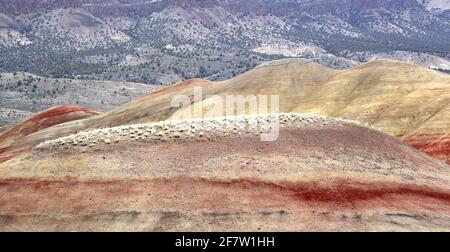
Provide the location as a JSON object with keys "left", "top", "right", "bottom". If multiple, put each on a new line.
{"left": 0, "top": 150, "right": 22, "bottom": 163}
{"left": 409, "top": 142, "right": 450, "bottom": 164}
{"left": 20, "top": 105, "right": 99, "bottom": 124}
{"left": 0, "top": 177, "right": 448, "bottom": 215}
{"left": 271, "top": 179, "right": 450, "bottom": 204}
{"left": 404, "top": 133, "right": 450, "bottom": 164}
{"left": 141, "top": 79, "right": 211, "bottom": 98}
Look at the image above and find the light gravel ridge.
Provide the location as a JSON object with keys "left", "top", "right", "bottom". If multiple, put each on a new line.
{"left": 38, "top": 113, "right": 373, "bottom": 150}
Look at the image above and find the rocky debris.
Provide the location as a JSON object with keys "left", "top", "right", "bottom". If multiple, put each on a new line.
{"left": 38, "top": 113, "right": 370, "bottom": 150}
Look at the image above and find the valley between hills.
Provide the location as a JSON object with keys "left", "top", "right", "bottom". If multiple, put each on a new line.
{"left": 0, "top": 58, "right": 449, "bottom": 231}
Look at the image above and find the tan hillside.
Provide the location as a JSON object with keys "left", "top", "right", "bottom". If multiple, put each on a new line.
{"left": 292, "top": 59, "right": 450, "bottom": 136}
{"left": 169, "top": 59, "right": 450, "bottom": 164}
{"left": 170, "top": 59, "right": 340, "bottom": 119}
{"left": 82, "top": 59, "right": 338, "bottom": 128}
{"left": 291, "top": 59, "right": 450, "bottom": 163}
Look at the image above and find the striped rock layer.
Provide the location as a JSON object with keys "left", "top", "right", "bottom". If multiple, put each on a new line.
{"left": 0, "top": 114, "right": 449, "bottom": 231}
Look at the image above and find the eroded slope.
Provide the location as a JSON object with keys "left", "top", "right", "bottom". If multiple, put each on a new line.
{"left": 0, "top": 114, "right": 449, "bottom": 231}
{"left": 0, "top": 105, "right": 99, "bottom": 163}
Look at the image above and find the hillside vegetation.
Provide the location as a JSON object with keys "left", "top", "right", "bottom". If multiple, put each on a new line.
{"left": 0, "top": 72, "right": 155, "bottom": 126}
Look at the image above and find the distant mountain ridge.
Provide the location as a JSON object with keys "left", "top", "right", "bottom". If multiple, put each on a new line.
{"left": 0, "top": 0, "right": 449, "bottom": 84}
{"left": 79, "top": 0, "right": 430, "bottom": 17}
{"left": 0, "top": 0, "right": 82, "bottom": 14}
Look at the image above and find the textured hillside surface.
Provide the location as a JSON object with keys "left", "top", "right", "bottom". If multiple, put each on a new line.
{"left": 291, "top": 60, "right": 450, "bottom": 164}
{"left": 79, "top": 60, "right": 338, "bottom": 128}
{"left": 0, "top": 114, "right": 449, "bottom": 231}
{"left": 0, "top": 60, "right": 337, "bottom": 163}
{"left": 0, "top": 59, "right": 449, "bottom": 164}
{"left": 169, "top": 59, "right": 450, "bottom": 164}
{"left": 0, "top": 78, "right": 213, "bottom": 163}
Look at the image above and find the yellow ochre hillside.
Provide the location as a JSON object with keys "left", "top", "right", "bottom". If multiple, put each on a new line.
{"left": 170, "top": 59, "right": 450, "bottom": 163}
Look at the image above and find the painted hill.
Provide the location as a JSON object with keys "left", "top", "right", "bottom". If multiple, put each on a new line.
{"left": 403, "top": 107, "right": 450, "bottom": 164}
{"left": 78, "top": 59, "right": 338, "bottom": 128}
{"left": 0, "top": 78, "right": 212, "bottom": 163}
{"left": 0, "top": 60, "right": 336, "bottom": 163}
{"left": 0, "top": 105, "right": 99, "bottom": 163}
{"left": 291, "top": 59, "right": 450, "bottom": 164}
{"left": 170, "top": 59, "right": 450, "bottom": 164}
{"left": 0, "top": 59, "right": 449, "bottom": 165}
{"left": 0, "top": 114, "right": 449, "bottom": 231}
